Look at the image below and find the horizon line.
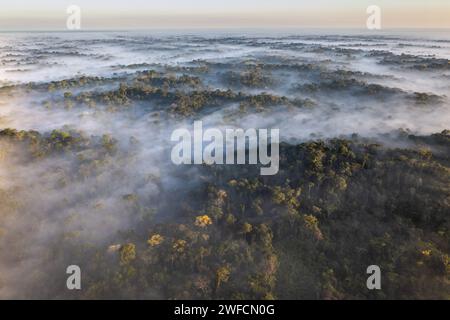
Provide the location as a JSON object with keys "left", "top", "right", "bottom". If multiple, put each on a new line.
{"left": 2, "top": 26, "right": 450, "bottom": 33}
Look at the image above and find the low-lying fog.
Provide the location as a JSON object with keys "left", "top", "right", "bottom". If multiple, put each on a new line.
{"left": 0, "top": 30, "right": 449, "bottom": 298}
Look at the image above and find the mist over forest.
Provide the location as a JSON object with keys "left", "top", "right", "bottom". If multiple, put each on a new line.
{"left": 0, "top": 30, "right": 448, "bottom": 299}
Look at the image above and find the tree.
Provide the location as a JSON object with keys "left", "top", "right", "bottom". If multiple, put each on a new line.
{"left": 120, "top": 243, "right": 136, "bottom": 265}
{"left": 216, "top": 266, "right": 231, "bottom": 290}
{"left": 148, "top": 234, "right": 164, "bottom": 247}
{"left": 195, "top": 215, "right": 212, "bottom": 228}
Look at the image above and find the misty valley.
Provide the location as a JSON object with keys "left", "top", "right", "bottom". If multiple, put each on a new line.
{"left": 0, "top": 31, "right": 448, "bottom": 299}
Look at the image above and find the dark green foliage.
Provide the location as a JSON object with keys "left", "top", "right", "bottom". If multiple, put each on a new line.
{"left": 2, "top": 129, "right": 447, "bottom": 299}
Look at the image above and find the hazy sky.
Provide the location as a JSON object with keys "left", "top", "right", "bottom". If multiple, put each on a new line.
{"left": 0, "top": 0, "right": 449, "bottom": 30}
